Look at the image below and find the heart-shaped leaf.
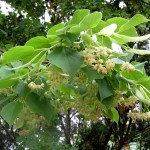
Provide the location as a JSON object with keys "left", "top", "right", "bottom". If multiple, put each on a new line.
{"left": 1, "top": 101, "right": 23, "bottom": 126}
{"left": 47, "top": 46, "right": 84, "bottom": 76}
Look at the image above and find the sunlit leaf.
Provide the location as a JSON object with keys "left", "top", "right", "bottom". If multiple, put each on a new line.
{"left": 69, "top": 9, "right": 90, "bottom": 25}
{"left": 69, "top": 12, "right": 102, "bottom": 33}
{"left": 81, "top": 33, "right": 94, "bottom": 45}
{"left": 123, "top": 47, "right": 150, "bottom": 55}
{"left": 112, "top": 33, "right": 150, "bottom": 44}
{"left": 106, "top": 17, "right": 137, "bottom": 37}
{"left": 111, "top": 108, "right": 119, "bottom": 124}
{"left": 106, "top": 17, "right": 127, "bottom": 32}
{"left": 0, "top": 75, "right": 18, "bottom": 88}
{"left": 47, "top": 23, "right": 65, "bottom": 35}
{"left": 119, "top": 14, "right": 149, "bottom": 33}
{"left": 121, "top": 70, "right": 144, "bottom": 81}
{"left": 135, "top": 88, "right": 150, "bottom": 105}
{"left": 2, "top": 46, "right": 35, "bottom": 64}
{"left": 25, "top": 36, "right": 51, "bottom": 49}
{"left": 97, "top": 35, "right": 112, "bottom": 48}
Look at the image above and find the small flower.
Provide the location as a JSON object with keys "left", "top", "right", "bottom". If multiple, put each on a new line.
{"left": 121, "top": 62, "right": 135, "bottom": 72}
{"left": 128, "top": 64, "right": 135, "bottom": 71}
{"left": 93, "top": 64, "right": 99, "bottom": 70}
{"left": 28, "top": 82, "right": 44, "bottom": 91}
{"left": 93, "top": 63, "right": 107, "bottom": 74}
{"left": 101, "top": 67, "right": 107, "bottom": 74}
{"left": 88, "top": 57, "right": 96, "bottom": 65}
{"left": 98, "top": 59, "right": 103, "bottom": 64}
{"left": 106, "top": 60, "right": 115, "bottom": 71}
{"left": 107, "top": 48, "right": 112, "bottom": 54}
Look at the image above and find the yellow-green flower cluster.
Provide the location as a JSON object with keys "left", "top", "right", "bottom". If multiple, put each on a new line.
{"left": 121, "top": 62, "right": 135, "bottom": 72}
{"left": 83, "top": 46, "right": 115, "bottom": 74}
{"left": 127, "top": 111, "right": 150, "bottom": 121}
{"left": 105, "top": 59, "right": 115, "bottom": 71}
{"left": 28, "top": 82, "right": 44, "bottom": 91}
{"left": 117, "top": 96, "right": 137, "bottom": 108}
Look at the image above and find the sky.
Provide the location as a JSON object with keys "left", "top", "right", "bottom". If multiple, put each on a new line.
{"left": 0, "top": 1, "right": 14, "bottom": 15}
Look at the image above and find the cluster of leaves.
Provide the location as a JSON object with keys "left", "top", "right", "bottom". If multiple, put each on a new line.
{"left": 4, "top": 0, "right": 150, "bottom": 22}
{"left": 0, "top": 9, "right": 150, "bottom": 127}
{"left": 1, "top": 1, "right": 150, "bottom": 149}
{"left": 0, "top": 11, "right": 51, "bottom": 49}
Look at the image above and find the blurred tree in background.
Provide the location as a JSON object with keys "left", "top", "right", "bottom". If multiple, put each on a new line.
{"left": 0, "top": 1, "right": 150, "bottom": 150}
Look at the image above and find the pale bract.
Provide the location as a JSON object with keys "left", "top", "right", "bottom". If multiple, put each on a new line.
{"left": 98, "top": 23, "right": 117, "bottom": 36}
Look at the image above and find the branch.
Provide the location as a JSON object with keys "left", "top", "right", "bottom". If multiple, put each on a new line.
{"left": 58, "top": 113, "right": 71, "bottom": 146}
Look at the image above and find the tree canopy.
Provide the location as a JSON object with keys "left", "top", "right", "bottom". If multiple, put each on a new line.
{"left": 0, "top": 1, "right": 150, "bottom": 150}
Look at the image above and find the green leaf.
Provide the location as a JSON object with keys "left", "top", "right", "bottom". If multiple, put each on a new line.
{"left": 25, "top": 93, "right": 56, "bottom": 120}
{"left": 69, "top": 12, "right": 102, "bottom": 33}
{"left": 123, "top": 47, "right": 150, "bottom": 55}
{"left": 9, "top": 51, "right": 46, "bottom": 70}
{"left": 47, "top": 23, "right": 65, "bottom": 36}
{"left": 102, "top": 96, "right": 116, "bottom": 108}
{"left": 139, "top": 77, "right": 150, "bottom": 90}
{"left": 118, "top": 52, "right": 134, "bottom": 62}
{"left": 15, "top": 111, "right": 25, "bottom": 128}
{"left": 121, "top": 70, "right": 144, "bottom": 81}
{"left": 0, "top": 101, "right": 23, "bottom": 126}
{"left": 82, "top": 66, "right": 104, "bottom": 81}
{"left": 23, "top": 50, "right": 45, "bottom": 64}
{"left": 0, "top": 93, "right": 10, "bottom": 107}
{"left": 97, "top": 35, "right": 112, "bottom": 48}
{"left": 135, "top": 88, "right": 150, "bottom": 105}
{"left": 119, "top": 14, "right": 149, "bottom": 33}
{"left": 116, "top": 74, "right": 134, "bottom": 84}
{"left": 80, "top": 12, "right": 102, "bottom": 28}
{"left": 25, "top": 36, "right": 51, "bottom": 49}
{"left": 58, "top": 32, "right": 79, "bottom": 43}
{"left": 2, "top": 46, "right": 35, "bottom": 64}
{"left": 134, "top": 62, "right": 146, "bottom": 74}
{"left": 47, "top": 23, "right": 65, "bottom": 45}
{"left": 106, "top": 17, "right": 127, "bottom": 32}
{"left": 0, "top": 75, "right": 18, "bottom": 88}
{"left": 0, "top": 69, "right": 28, "bottom": 88}
{"left": 111, "top": 108, "right": 119, "bottom": 124}
{"left": 0, "top": 66, "right": 14, "bottom": 79}
{"left": 69, "top": 9, "right": 90, "bottom": 25}
{"left": 47, "top": 46, "right": 84, "bottom": 76}
{"left": 139, "top": 86, "right": 150, "bottom": 99}
{"left": 81, "top": 33, "right": 94, "bottom": 45}
{"left": 111, "top": 58, "right": 124, "bottom": 64}
{"left": 97, "top": 79, "right": 113, "bottom": 101}
{"left": 75, "top": 86, "right": 87, "bottom": 95}
{"left": 92, "top": 20, "right": 106, "bottom": 33}
{"left": 105, "top": 17, "right": 137, "bottom": 36}
{"left": 13, "top": 81, "right": 30, "bottom": 96}
{"left": 59, "top": 84, "right": 75, "bottom": 95}
{"left": 112, "top": 33, "right": 150, "bottom": 44}
{"left": 119, "top": 28, "right": 138, "bottom": 37}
